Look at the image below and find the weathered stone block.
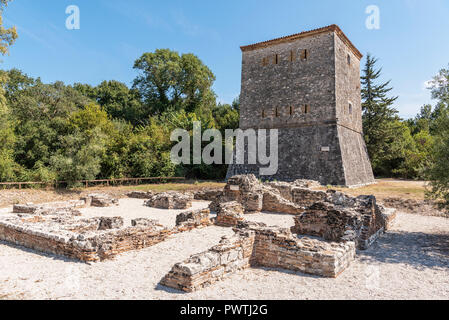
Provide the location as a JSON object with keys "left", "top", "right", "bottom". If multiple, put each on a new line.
{"left": 144, "top": 192, "right": 193, "bottom": 210}
{"left": 215, "top": 202, "right": 245, "bottom": 227}
{"left": 176, "top": 208, "right": 211, "bottom": 228}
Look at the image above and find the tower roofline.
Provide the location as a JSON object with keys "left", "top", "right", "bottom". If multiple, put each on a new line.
{"left": 240, "top": 24, "right": 363, "bottom": 60}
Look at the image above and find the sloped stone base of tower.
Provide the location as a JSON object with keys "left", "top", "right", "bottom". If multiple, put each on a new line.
{"left": 226, "top": 124, "right": 375, "bottom": 187}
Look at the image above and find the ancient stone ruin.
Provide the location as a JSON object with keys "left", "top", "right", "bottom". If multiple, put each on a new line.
{"left": 161, "top": 225, "right": 355, "bottom": 292}
{"left": 0, "top": 195, "right": 211, "bottom": 262}
{"left": 144, "top": 192, "right": 193, "bottom": 210}
{"left": 159, "top": 174, "right": 396, "bottom": 292}
{"left": 0, "top": 174, "right": 397, "bottom": 293}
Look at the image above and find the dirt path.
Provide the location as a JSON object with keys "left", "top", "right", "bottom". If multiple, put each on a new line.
{"left": 0, "top": 211, "right": 448, "bottom": 300}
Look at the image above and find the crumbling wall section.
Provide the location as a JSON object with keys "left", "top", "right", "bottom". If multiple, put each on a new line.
{"left": 161, "top": 224, "right": 356, "bottom": 292}
{"left": 215, "top": 202, "right": 245, "bottom": 227}
{"left": 144, "top": 192, "right": 193, "bottom": 210}
{"left": 160, "top": 230, "right": 256, "bottom": 292}
{"left": 292, "top": 194, "right": 388, "bottom": 249}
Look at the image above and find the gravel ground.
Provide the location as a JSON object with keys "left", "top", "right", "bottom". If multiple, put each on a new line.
{"left": 0, "top": 207, "right": 448, "bottom": 300}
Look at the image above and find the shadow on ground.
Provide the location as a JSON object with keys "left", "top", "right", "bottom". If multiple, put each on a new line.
{"left": 358, "top": 230, "right": 449, "bottom": 270}
{"left": 0, "top": 240, "right": 89, "bottom": 265}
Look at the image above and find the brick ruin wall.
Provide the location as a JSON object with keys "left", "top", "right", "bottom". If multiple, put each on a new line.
{"left": 0, "top": 196, "right": 212, "bottom": 262}
{"left": 291, "top": 194, "right": 392, "bottom": 250}
{"left": 161, "top": 225, "right": 356, "bottom": 292}
{"left": 0, "top": 174, "right": 396, "bottom": 291}
{"left": 211, "top": 175, "right": 394, "bottom": 250}
{"left": 160, "top": 230, "right": 256, "bottom": 292}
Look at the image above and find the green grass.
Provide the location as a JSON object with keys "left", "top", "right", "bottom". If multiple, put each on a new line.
{"left": 330, "top": 179, "right": 429, "bottom": 200}
{"left": 105, "top": 181, "right": 226, "bottom": 193}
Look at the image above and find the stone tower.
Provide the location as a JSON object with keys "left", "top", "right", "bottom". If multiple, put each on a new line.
{"left": 227, "top": 25, "right": 375, "bottom": 187}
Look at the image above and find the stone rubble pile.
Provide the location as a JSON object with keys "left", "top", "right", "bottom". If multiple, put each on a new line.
{"left": 126, "top": 191, "right": 154, "bottom": 199}
{"left": 193, "top": 189, "right": 223, "bottom": 202}
{"left": 291, "top": 191, "right": 395, "bottom": 249}
{"left": 175, "top": 208, "right": 212, "bottom": 229}
{"left": 209, "top": 175, "right": 304, "bottom": 215}
{"left": 84, "top": 194, "right": 119, "bottom": 207}
{"left": 215, "top": 202, "right": 245, "bottom": 227}
{"left": 144, "top": 192, "right": 193, "bottom": 210}
{"left": 209, "top": 174, "right": 395, "bottom": 251}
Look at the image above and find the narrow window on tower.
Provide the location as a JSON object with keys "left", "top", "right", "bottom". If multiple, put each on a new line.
{"left": 262, "top": 57, "right": 269, "bottom": 66}
{"left": 289, "top": 50, "right": 295, "bottom": 62}
{"left": 347, "top": 54, "right": 351, "bottom": 65}
{"left": 349, "top": 102, "right": 353, "bottom": 114}
{"left": 290, "top": 106, "right": 293, "bottom": 115}
{"left": 274, "top": 54, "right": 279, "bottom": 65}
{"left": 301, "top": 49, "right": 309, "bottom": 61}
{"left": 262, "top": 110, "right": 266, "bottom": 118}
{"left": 304, "top": 104, "right": 310, "bottom": 114}
{"left": 275, "top": 107, "right": 280, "bottom": 117}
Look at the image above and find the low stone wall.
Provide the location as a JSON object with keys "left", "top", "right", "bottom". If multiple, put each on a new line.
{"left": 266, "top": 180, "right": 322, "bottom": 201}
{"left": 0, "top": 215, "right": 174, "bottom": 262}
{"left": 250, "top": 225, "right": 355, "bottom": 278}
{"left": 291, "top": 188, "right": 327, "bottom": 207}
{"left": 160, "top": 230, "right": 255, "bottom": 292}
{"left": 0, "top": 206, "right": 212, "bottom": 262}
{"left": 265, "top": 182, "right": 294, "bottom": 201}
{"left": 13, "top": 200, "right": 87, "bottom": 215}
{"left": 161, "top": 224, "right": 356, "bottom": 292}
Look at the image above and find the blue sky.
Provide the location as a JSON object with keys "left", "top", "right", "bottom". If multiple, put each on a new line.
{"left": 2, "top": 0, "right": 449, "bottom": 119}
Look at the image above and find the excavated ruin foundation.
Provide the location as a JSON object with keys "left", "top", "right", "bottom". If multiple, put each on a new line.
{"left": 0, "top": 174, "right": 397, "bottom": 292}
{"left": 0, "top": 194, "right": 211, "bottom": 262}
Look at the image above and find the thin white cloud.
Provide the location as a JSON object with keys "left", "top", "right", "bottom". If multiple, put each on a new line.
{"left": 4, "top": 17, "right": 55, "bottom": 50}
{"left": 171, "top": 10, "right": 221, "bottom": 41}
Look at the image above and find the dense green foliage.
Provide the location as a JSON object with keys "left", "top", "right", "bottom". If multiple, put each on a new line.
{"left": 0, "top": 56, "right": 239, "bottom": 186}
{"left": 0, "top": 0, "right": 448, "bottom": 201}
{"left": 361, "top": 55, "right": 435, "bottom": 179}
{"left": 424, "top": 66, "right": 449, "bottom": 207}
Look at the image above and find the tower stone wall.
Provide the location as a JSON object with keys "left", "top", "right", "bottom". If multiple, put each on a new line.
{"left": 227, "top": 25, "right": 375, "bottom": 187}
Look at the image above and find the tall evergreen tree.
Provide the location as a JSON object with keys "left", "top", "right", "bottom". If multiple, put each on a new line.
{"left": 361, "top": 54, "right": 402, "bottom": 175}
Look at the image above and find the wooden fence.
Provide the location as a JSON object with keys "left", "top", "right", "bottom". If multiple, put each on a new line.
{"left": 0, "top": 177, "right": 186, "bottom": 189}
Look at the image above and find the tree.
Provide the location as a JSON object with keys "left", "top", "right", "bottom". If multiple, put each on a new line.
{"left": 361, "top": 54, "right": 402, "bottom": 176}
{"left": 133, "top": 49, "right": 216, "bottom": 117}
{"left": 50, "top": 103, "right": 111, "bottom": 186}
{"left": 5, "top": 76, "right": 91, "bottom": 171}
{"left": 74, "top": 80, "right": 144, "bottom": 125}
{"left": 426, "top": 65, "right": 449, "bottom": 209}
{"left": 0, "top": 1, "right": 17, "bottom": 181}
{"left": 0, "top": 0, "right": 17, "bottom": 56}
{"left": 212, "top": 103, "right": 240, "bottom": 134}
